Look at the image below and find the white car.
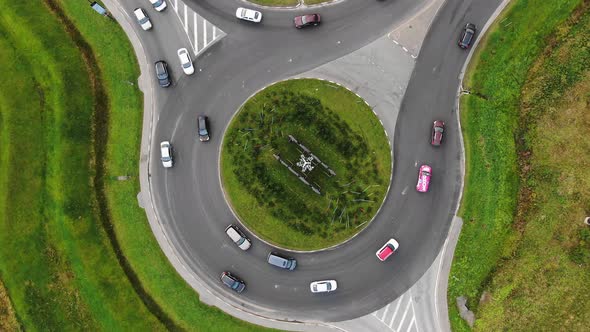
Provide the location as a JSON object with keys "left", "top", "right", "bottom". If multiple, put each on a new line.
{"left": 235, "top": 7, "right": 262, "bottom": 23}
{"left": 177, "top": 48, "right": 195, "bottom": 75}
{"left": 160, "top": 141, "right": 173, "bottom": 168}
{"left": 225, "top": 225, "right": 251, "bottom": 250}
{"left": 148, "top": 0, "right": 167, "bottom": 11}
{"left": 133, "top": 8, "right": 152, "bottom": 31}
{"left": 310, "top": 280, "right": 337, "bottom": 293}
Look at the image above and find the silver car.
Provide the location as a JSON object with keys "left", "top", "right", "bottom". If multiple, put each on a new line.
{"left": 310, "top": 280, "right": 337, "bottom": 293}
{"left": 177, "top": 48, "right": 194, "bottom": 75}
{"left": 160, "top": 141, "right": 173, "bottom": 168}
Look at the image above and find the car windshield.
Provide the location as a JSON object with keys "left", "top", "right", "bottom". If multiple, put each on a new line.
{"left": 301, "top": 16, "right": 308, "bottom": 24}
{"left": 422, "top": 171, "right": 431, "bottom": 177}
{"left": 435, "top": 127, "right": 444, "bottom": 132}
{"left": 139, "top": 17, "right": 148, "bottom": 24}
{"left": 254, "top": 12, "right": 259, "bottom": 19}
{"left": 162, "top": 156, "right": 171, "bottom": 161}
{"left": 153, "top": 0, "right": 163, "bottom": 5}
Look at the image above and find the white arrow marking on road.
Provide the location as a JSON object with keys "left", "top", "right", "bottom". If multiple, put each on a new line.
{"left": 401, "top": 186, "right": 408, "bottom": 195}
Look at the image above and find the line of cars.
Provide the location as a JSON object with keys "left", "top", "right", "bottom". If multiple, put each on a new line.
{"left": 132, "top": 1, "right": 195, "bottom": 88}
{"left": 221, "top": 224, "right": 337, "bottom": 294}
{"left": 159, "top": 115, "right": 209, "bottom": 168}
{"left": 236, "top": 7, "right": 321, "bottom": 29}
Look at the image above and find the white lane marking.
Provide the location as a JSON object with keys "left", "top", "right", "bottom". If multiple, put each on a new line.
{"left": 198, "top": 13, "right": 199, "bottom": 54}
{"left": 183, "top": 4, "right": 188, "bottom": 33}
{"left": 213, "top": 25, "right": 216, "bottom": 40}
{"left": 414, "top": 161, "right": 418, "bottom": 167}
{"left": 406, "top": 316, "right": 417, "bottom": 332}
{"left": 381, "top": 303, "right": 391, "bottom": 321}
{"left": 410, "top": 289, "right": 420, "bottom": 332}
{"left": 395, "top": 299, "right": 412, "bottom": 330}
{"left": 389, "top": 295, "right": 404, "bottom": 327}
{"left": 401, "top": 186, "right": 408, "bottom": 195}
{"left": 174, "top": 0, "right": 178, "bottom": 13}
{"left": 203, "top": 19, "right": 207, "bottom": 47}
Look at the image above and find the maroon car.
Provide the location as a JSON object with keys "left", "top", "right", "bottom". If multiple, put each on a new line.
{"left": 431, "top": 120, "right": 445, "bottom": 146}
{"left": 294, "top": 14, "right": 321, "bottom": 29}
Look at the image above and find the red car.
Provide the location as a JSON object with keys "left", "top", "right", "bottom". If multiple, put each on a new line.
{"left": 431, "top": 120, "right": 445, "bottom": 146}
{"left": 416, "top": 165, "right": 432, "bottom": 193}
{"left": 294, "top": 14, "right": 321, "bottom": 29}
{"left": 376, "top": 238, "right": 399, "bottom": 261}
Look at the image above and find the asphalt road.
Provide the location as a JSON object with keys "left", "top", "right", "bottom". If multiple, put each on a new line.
{"left": 126, "top": 0, "right": 502, "bottom": 323}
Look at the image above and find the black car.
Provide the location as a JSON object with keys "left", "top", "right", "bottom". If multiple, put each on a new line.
{"left": 458, "top": 23, "right": 476, "bottom": 49}
{"left": 154, "top": 60, "right": 171, "bottom": 87}
{"left": 198, "top": 115, "right": 210, "bottom": 142}
{"left": 220, "top": 272, "right": 245, "bottom": 293}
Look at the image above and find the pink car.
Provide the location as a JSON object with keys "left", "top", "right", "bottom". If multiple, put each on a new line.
{"left": 376, "top": 238, "right": 400, "bottom": 262}
{"left": 416, "top": 165, "right": 432, "bottom": 192}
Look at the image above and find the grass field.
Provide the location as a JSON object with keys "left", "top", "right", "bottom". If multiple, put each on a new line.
{"left": 0, "top": 0, "right": 273, "bottom": 331}
{"left": 473, "top": 3, "right": 590, "bottom": 330}
{"left": 0, "top": 1, "right": 162, "bottom": 330}
{"left": 450, "top": 0, "right": 585, "bottom": 330}
{"left": 221, "top": 79, "right": 391, "bottom": 250}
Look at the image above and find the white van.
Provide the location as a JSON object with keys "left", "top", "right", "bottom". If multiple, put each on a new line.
{"left": 225, "top": 225, "right": 251, "bottom": 250}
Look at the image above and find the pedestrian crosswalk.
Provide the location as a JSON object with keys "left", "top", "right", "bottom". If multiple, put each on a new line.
{"left": 169, "top": 0, "right": 226, "bottom": 56}
{"left": 372, "top": 293, "right": 419, "bottom": 332}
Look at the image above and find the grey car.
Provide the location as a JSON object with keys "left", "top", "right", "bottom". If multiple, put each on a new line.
{"left": 154, "top": 60, "right": 171, "bottom": 87}
{"left": 220, "top": 271, "right": 245, "bottom": 293}
{"left": 198, "top": 115, "right": 209, "bottom": 141}
{"left": 267, "top": 252, "right": 297, "bottom": 270}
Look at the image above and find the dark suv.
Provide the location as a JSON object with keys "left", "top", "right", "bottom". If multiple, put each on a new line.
{"left": 155, "top": 60, "right": 171, "bottom": 87}
{"left": 198, "top": 115, "right": 210, "bottom": 142}
{"left": 458, "top": 23, "right": 476, "bottom": 49}
{"left": 220, "top": 271, "right": 245, "bottom": 293}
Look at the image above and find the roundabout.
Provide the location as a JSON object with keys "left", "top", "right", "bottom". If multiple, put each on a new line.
{"left": 221, "top": 79, "right": 391, "bottom": 250}
{"left": 125, "top": 0, "right": 506, "bottom": 326}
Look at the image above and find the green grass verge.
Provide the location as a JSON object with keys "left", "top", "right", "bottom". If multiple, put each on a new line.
{"left": 472, "top": 3, "right": 590, "bottom": 330}
{"left": 450, "top": 0, "right": 582, "bottom": 330}
{"left": 0, "top": 1, "right": 162, "bottom": 330}
{"left": 221, "top": 79, "right": 391, "bottom": 250}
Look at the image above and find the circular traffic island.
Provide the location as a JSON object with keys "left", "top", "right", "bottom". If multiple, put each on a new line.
{"left": 221, "top": 79, "right": 391, "bottom": 250}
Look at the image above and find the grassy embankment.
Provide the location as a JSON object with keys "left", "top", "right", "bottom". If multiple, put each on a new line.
{"left": 0, "top": 0, "right": 272, "bottom": 330}
{"left": 0, "top": 1, "right": 163, "bottom": 330}
{"left": 450, "top": 0, "right": 587, "bottom": 330}
{"left": 221, "top": 79, "right": 391, "bottom": 250}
